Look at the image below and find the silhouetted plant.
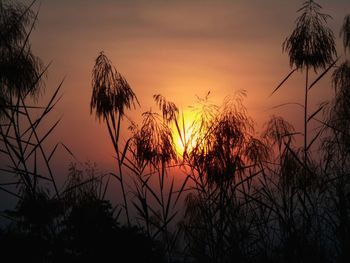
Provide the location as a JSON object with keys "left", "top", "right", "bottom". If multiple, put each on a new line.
{"left": 283, "top": 0, "right": 336, "bottom": 71}
{"left": 51, "top": 163, "right": 165, "bottom": 263}
{"left": 3, "top": 1, "right": 350, "bottom": 262}
{"left": 131, "top": 111, "right": 176, "bottom": 167}
{"left": 0, "top": 79, "right": 64, "bottom": 198}
{"left": 0, "top": 2, "right": 73, "bottom": 262}
{"left": 257, "top": 115, "right": 331, "bottom": 263}
{"left": 90, "top": 52, "right": 137, "bottom": 120}
{"left": 327, "top": 61, "right": 350, "bottom": 153}
{"left": 154, "top": 94, "right": 179, "bottom": 124}
{"left": 188, "top": 93, "right": 266, "bottom": 184}
{"left": 269, "top": 5, "right": 339, "bottom": 259}
{"left": 126, "top": 96, "right": 186, "bottom": 260}
{"left": 0, "top": 0, "right": 43, "bottom": 114}
{"left": 320, "top": 15, "right": 350, "bottom": 262}
{"left": 322, "top": 13, "right": 350, "bottom": 161}
{"left": 0, "top": 0, "right": 64, "bottom": 199}
{"left": 180, "top": 93, "right": 269, "bottom": 263}
{"left": 90, "top": 51, "right": 139, "bottom": 225}
{"left": 326, "top": 14, "right": 350, "bottom": 156}
{"left": 262, "top": 115, "right": 295, "bottom": 152}
{"left": 341, "top": 15, "right": 350, "bottom": 53}
{"left": 280, "top": 0, "right": 337, "bottom": 165}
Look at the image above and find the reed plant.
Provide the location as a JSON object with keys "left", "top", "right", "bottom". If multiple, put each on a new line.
{"left": 2, "top": 1, "right": 350, "bottom": 263}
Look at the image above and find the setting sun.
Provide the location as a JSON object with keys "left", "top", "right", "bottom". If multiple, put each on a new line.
{"left": 1, "top": 1, "right": 350, "bottom": 262}
{"left": 171, "top": 110, "right": 201, "bottom": 156}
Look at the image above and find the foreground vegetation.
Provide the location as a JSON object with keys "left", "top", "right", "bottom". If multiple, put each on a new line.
{"left": 1, "top": 1, "right": 350, "bottom": 262}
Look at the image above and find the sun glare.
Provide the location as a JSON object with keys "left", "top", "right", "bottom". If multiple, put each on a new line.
{"left": 171, "top": 110, "right": 200, "bottom": 157}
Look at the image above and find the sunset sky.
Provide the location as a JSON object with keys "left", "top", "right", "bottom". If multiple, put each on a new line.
{"left": 27, "top": 0, "right": 349, "bottom": 173}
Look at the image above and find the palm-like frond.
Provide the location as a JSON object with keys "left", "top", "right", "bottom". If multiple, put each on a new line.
{"left": 283, "top": 0, "right": 336, "bottom": 71}
{"left": 90, "top": 52, "right": 138, "bottom": 121}
{"left": 187, "top": 96, "right": 266, "bottom": 184}
{"left": 0, "top": 50, "right": 42, "bottom": 98}
{"left": 332, "top": 61, "right": 350, "bottom": 94}
{"left": 0, "top": 1, "right": 43, "bottom": 111}
{"left": 153, "top": 94, "right": 179, "bottom": 123}
{"left": 0, "top": 1, "right": 34, "bottom": 47}
{"left": 328, "top": 61, "right": 350, "bottom": 151}
{"left": 131, "top": 111, "right": 176, "bottom": 167}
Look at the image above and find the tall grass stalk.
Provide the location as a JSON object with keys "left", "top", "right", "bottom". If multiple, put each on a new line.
{"left": 90, "top": 52, "right": 139, "bottom": 226}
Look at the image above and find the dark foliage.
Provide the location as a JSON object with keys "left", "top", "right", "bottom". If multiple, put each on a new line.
{"left": 0, "top": 165, "right": 165, "bottom": 263}
{"left": 283, "top": 0, "right": 336, "bottom": 71}
{"left": 131, "top": 111, "right": 177, "bottom": 167}
{"left": 3, "top": 1, "right": 350, "bottom": 263}
{"left": 0, "top": 0, "right": 43, "bottom": 113}
{"left": 341, "top": 15, "right": 350, "bottom": 53}
{"left": 90, "top": 52, "right": 138, "bottom": 121}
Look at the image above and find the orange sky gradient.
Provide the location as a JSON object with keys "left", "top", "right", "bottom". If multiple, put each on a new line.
{"left": 26, "top": 0, "right": 349, "bottom": 174}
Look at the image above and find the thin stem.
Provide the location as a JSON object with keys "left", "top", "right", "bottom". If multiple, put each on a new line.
{"left": 117, "top": 146, "right": 130, "bottom": 226}
{"left": 304, "top": 66, "right": 309, "bottom": 165}
{"left": 14, "top": 97, "right": 34, "bottom": 194}
{"left": 20, "top": 96, "right": 59, "bottom": 197}
{"left": 303, "top": 66, "right": 310, "bottom": 234}
{"left": 106, "top": 111, "right": 130, "bottom": 226}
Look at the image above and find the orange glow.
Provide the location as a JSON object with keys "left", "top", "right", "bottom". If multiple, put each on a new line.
{"left": 172, "top": 110, "right": 201, "bottom": 157}
{"left": 29, "top": 0, "right": 344, "bottom": 168}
